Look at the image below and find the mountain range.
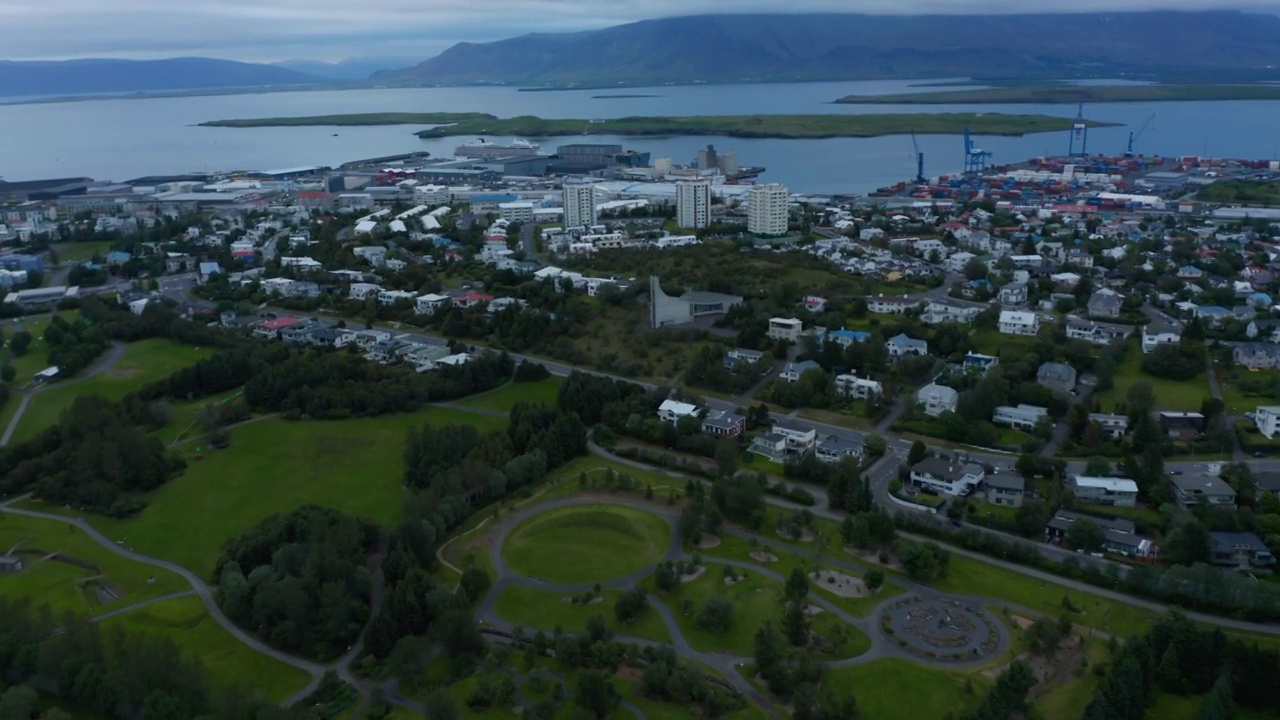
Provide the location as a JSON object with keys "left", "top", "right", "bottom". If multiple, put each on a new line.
{"left": 272, "top": 56, "right": 420, "bottom": 80}
{"left": 379, "top": 10, "right": 1280, "bottom": 87}
{"left": 0, "top": 57, "right": 323, "bottom": 98}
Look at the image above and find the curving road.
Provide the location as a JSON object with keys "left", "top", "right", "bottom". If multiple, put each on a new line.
{"left": 478, "top": 495, "right": 1023, "bottom": 718}
{"left": 0, "top": 504, "right": 328, "bottom": 703}
{"left": 0, "top": 340, "right": 128, "bottom": 447}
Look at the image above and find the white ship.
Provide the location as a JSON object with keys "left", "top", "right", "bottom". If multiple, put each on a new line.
{"left": 453, "top": 138, "right": 543, "bottom": 159}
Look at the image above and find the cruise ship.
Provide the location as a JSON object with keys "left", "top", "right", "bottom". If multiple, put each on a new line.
{"left": 453, "top": 138, "right": 543, "bottom": 159}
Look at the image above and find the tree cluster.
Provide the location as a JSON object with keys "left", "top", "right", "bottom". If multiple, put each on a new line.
{"left": 214, "top": 506, "right": 378, "bottom": 659}
{"left": 0, "top": 395, "right": 183, "bottom": 516}
{"left": 0, "top": 596, "right": 287, "bottom": 720}
{"left": 43, "top": 313, "right": 110, "bottom": 377}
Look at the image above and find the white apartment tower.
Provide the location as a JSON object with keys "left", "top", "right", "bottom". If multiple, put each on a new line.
{"left": 676, "top": 179, "right": 712, "bottom": 229}
{"left": 562, "top": 181, "right": 598, "bottom": 229}
{"left": 747, "top": 183, "right": 788, "bottom": 236}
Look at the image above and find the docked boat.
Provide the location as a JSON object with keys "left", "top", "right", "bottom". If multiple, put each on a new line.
{"left": 453, "top": 138, "right": 543, "bottom": 159}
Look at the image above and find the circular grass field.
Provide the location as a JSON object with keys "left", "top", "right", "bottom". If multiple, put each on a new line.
{"left": 502, "top": 504, "right": 671, "bottom": 584}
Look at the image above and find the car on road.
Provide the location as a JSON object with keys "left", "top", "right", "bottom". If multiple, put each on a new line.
{"left": 1169, "top": 470, "right": 1183, "bottom": 475}
{"left": 1255, "top": 451, "right": 1269, "bottom": 458}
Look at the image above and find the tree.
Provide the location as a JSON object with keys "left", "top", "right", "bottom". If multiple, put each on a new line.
{"left": 1065, "top": 518, "right": 1105, "bottom": 553}
{"left": 714, "top": 436, "right": 738, "bottom": 478}
{"left": 8, "top": 331, "right": 30, "bottom": 356}
{"left": 695, "top": 596, "right": 734, "bottom": 633}
{"left": 0, "top": 686, "right": 38, "bottom": 720}
{"left": 864, "top": 569, "right": 885, "bottom": 592}
{"left": 575, "top": 670, "right": 621, "bottom": 719}
{"left": 1, "top": 365, "right": 14, "bottom": 383}
{"left": 459, "top": 567, "right": 491, "bottom": 604}
{"left": 864, "top": 433, "right": 887, "bottom": 459}
{"left": 615, "top": 586, "right": 649, "bottom": 624}
{"left": 1157, "top": 644, "right": 1183, "bottom": 693}
{"left": 753, "top": 621, "right": 782, "bottom": 678}
{"left": 784, "top": 567, "right": 810, "bottom": 603}
{"left": 1084, "top": 456, "right": 1112, "bottom": 477}
{"left": 1164, "top": 519, "right": 1212, "bottom": 566}
{"left": 423, "top": 688, "right": 459, "bottom": 720}
{"left": 907, "top": 440, "right": 928, "bottom": 466}
{"left": 781, "top": 599, "right": 810, "bottom": 647}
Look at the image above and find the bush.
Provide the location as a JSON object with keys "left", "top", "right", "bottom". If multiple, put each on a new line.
{"left": 695, "top": 596, "right": 734, "bottom": 633}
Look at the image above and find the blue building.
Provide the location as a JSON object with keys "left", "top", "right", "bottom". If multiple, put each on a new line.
{"left": 0, "top": 254, "right": 43, "bottom": 272}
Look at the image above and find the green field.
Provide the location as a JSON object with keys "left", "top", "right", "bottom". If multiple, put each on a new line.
{"left": 458, "top": 376, "right": 563, "bottom": 413}
{"left": 49, "top": 241, "right": 115, "bottom": 263}
{"left": 835, "top": 84, "right": 1280, "bottom": 105}
{"left": 1196, "top": 179, "right": 1280, "bottom": 206}
{"left": 12, "top": 338, "right": 214, "bottom": 443}
{"left": 201, "top": 112, "right": 1113, "bottom": 139}
{"left": 663, "top": 565, "right": 870, "bottom": 659}
{"left": 0, "top": 513, "right": 186, "bottom": 618}
{"left": 491, "top": 585, "right": 672, "bottom": 644}
{"left": 45, "top": 406, "right": 506, "bottom": 578}
{"left": 101, "top": 595, "right": 311, "bottom": 702}
{"left": 936, "top": 554, "right": 1154, "bottom": 638}
{"left": 821, "top": 658, "right": 990, "bottom": 720}
{"left": 1091, "top": 345, "right": 1210, "bottom": 413}
{"left": 503, "top": 504, "right": 672, "bottom": 584}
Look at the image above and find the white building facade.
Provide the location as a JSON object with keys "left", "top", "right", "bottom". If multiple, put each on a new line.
{"left": 747, "top": 183, "right": 788, "bottom": 236}
{"left": 676, "top": 179, "right": 712, "bottom": 229}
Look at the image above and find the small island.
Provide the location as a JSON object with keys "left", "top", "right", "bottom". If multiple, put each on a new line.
{"left": 200, "top": 111, "right": 1114, "bottom": 139}
{"left": 592, "top": 94, "right": 664, "bottom": 99}
{"left": 835, "top": 84, "right": 1280, "bottom": 105}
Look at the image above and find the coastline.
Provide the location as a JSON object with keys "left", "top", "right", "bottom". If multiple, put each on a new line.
{"left": 835, "top": 84, "right": 1280, "bottom": 105}
{"left": 200, "top": 112, "right": 1117, "bottom": 139}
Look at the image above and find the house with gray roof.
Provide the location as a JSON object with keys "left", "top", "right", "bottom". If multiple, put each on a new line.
{"left": 1086, "top": 289, "right": 1123, "bottom": 319}
{"left": 983, "top": 472, "right": 1025, "bottom": 508}
{"left": 1036, "top": 362, "right": 1078, "bottom": 395}
{"left": 885, "top": 333, "right": 928, "bottom": 358}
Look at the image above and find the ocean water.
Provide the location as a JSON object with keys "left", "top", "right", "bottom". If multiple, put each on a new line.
{"left": 0, "top": 80, "right": 1275, "bottom": 194}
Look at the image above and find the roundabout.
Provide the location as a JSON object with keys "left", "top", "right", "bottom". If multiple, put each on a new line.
{"left": 501, "top": 503, "right": 673, "bottom": 584}
{"left": 880, "top": 595, "right": 1005, "bottom": 663}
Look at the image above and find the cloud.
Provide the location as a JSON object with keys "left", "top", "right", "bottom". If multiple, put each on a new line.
{"left": 0, "top": 0, "right": 1275, "bottom": 61}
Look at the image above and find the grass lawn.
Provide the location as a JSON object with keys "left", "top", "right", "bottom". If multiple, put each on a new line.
{"left": 13, "top": 338, "right": 214, "bottom": 443}
{"left": 0, "top": 513, "right": 186, "bottom": 618}
{"left": 821, "top": 658, "right": 990, "bottom": 720}
{"left": 936, "top": 554, "right": 1154, "bottom": 639}
{"left": 101, "top": 595, "right": 310, "bottom": 702}
{"left": 661, "top": 565, "right": 869, "bottom": 659}
{"left": 154, "top": 388, "right": 246, "bottom": 446}
{"left": 972, "top": 502, "right": 1020, "bottom": 524}
{"left": 1092, "top": 345, "right": 1210, "bottom": 413}
{"left": 47, "top": 406, "right": 507, "bottom": 579}
{"left": 1034, "top": 636, "right": 1110, "bottom": 718}
{"left": 491, "top": 585, "right": 672, "bottom": 644}
{"left": 49, "top": 241, "right": 114, "bottom": 263}
{"left": 1218, "top": 367, "right": 1280, "bottom": 415}
{"left": 797, "top": 407, "right": 875, "bottom": 431}
{"left": 458, "top": 376, "right": 563, "bottom": 414}
{"left": 503, "top": 504, "right": 671, "bottom": 584}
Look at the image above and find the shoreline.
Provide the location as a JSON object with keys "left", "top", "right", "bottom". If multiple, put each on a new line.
{"left": 199, "top": 112, "right": 1118, "bottom": 139}
{"left": 836, "top": 84, "right": 1280, "bottom": 105}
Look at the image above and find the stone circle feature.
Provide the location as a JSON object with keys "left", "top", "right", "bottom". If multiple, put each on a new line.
{"left": 880, "top": 595, "right": 1003, "bottom": 662}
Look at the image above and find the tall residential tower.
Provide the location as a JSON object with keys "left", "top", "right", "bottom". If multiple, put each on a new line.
{"left": 676, "top": 179, "right": 711, "bottom": 229}
{"left": 562, "top": 181, "right": 598, "bottom": 229}
{"left": 747, "top": 183, "right": 788, "bottom": 236}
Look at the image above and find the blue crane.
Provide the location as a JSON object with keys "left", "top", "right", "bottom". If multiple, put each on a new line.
{"left": 910, "top": 131, "right": 926, "bottom": 184}
{"left": 1124, "top": 113, "right": 1156, "bottom": 157}
{"left": 963, "top": 128, "right": 991, "bottom": 174}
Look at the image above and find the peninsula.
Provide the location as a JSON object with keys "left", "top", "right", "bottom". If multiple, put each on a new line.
{"left": 835, "top": 84, "right": 1280, "bottom": 105}
{"left": 200, "top": 112, "right": 1112, "bottom": 138}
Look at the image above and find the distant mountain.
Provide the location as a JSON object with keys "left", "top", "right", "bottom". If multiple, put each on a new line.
{"left": 273, "top": 56, "right": 420, "bottom": 80}
{"left": 379, "top": 11, "right": 1280, "bottom": 87}
{"left": 0, "top": 57, "right": 325, "bottom": 98}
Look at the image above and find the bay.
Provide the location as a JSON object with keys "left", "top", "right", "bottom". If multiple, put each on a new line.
{"left": 0, "top": 80, "right": 1276, "bottom": 195}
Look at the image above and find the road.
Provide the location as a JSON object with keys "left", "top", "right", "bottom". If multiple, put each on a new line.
{"left": 0, "top": 503, "right": 329, "bottom": 704}
{"left": 0, "top": 341, "right": 128, "bottom": 447}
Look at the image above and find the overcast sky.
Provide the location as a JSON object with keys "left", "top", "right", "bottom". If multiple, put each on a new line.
{"left": 2, "top": 0, "right": 1277, "bottom": 63}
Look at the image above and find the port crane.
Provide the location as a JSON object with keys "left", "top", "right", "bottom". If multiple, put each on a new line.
{"left": 963, "top": 128, "right": 992, "bottom": 174}
{"left": 910, "top": 131, "right": 926, "bottom": 184}
{"left": 1124, "top": 113, "right": 1156, "bottom": 157}
{"left": 1068, "top": 103, "right": 1089, "bottom": 158}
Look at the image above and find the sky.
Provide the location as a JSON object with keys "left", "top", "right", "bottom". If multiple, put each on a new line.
{"left": 1, "top": 0, "right": 1277, "bottom": 63}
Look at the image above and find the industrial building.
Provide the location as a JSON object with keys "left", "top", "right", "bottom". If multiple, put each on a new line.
{"left": 648, "top": 276, "right": 743, "bottom": 329}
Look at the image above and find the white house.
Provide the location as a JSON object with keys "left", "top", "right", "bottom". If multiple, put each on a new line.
{"left": 1256, "top": 406, "right": 1280, "bottom": 440}
{"left": 377, "top": 289, "right": 417, "bottom": 306}
{"left": 768, "top": 317, "right": 804, "bottom": 342}
{"left": 998, "top": 310, "right": 1039, "bottom": 336}
{"left": 834, "top": 373, "right": 883, "bottom": 399}
{"left": 348, "top": 282, "right": 382, "bottom": 300}
{"left": 1141, "top": 326, "right": 1182, "bottom": 354}
{"left": 657, "top": 399, "right": 701, "bottom": 425}
{"left": 1071, "top": 476, "right": 1140, "bottom": 507}
{"left": 917, "top": 383, "right": 958, "bottom": 417}
{"left": 910, "top": 456, "right": 986, "bottom": 496}
{"left": 992, "top": 404, "right": 1049, "bottom": 430}
{"left": 415, "top": 293, "right": 451, "bottom": 314}
{"left": 944, "top": 251, "right": 976, "bottom": 273}
{"left": 886, "top": 333, "right": 928, "bottom": 358}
